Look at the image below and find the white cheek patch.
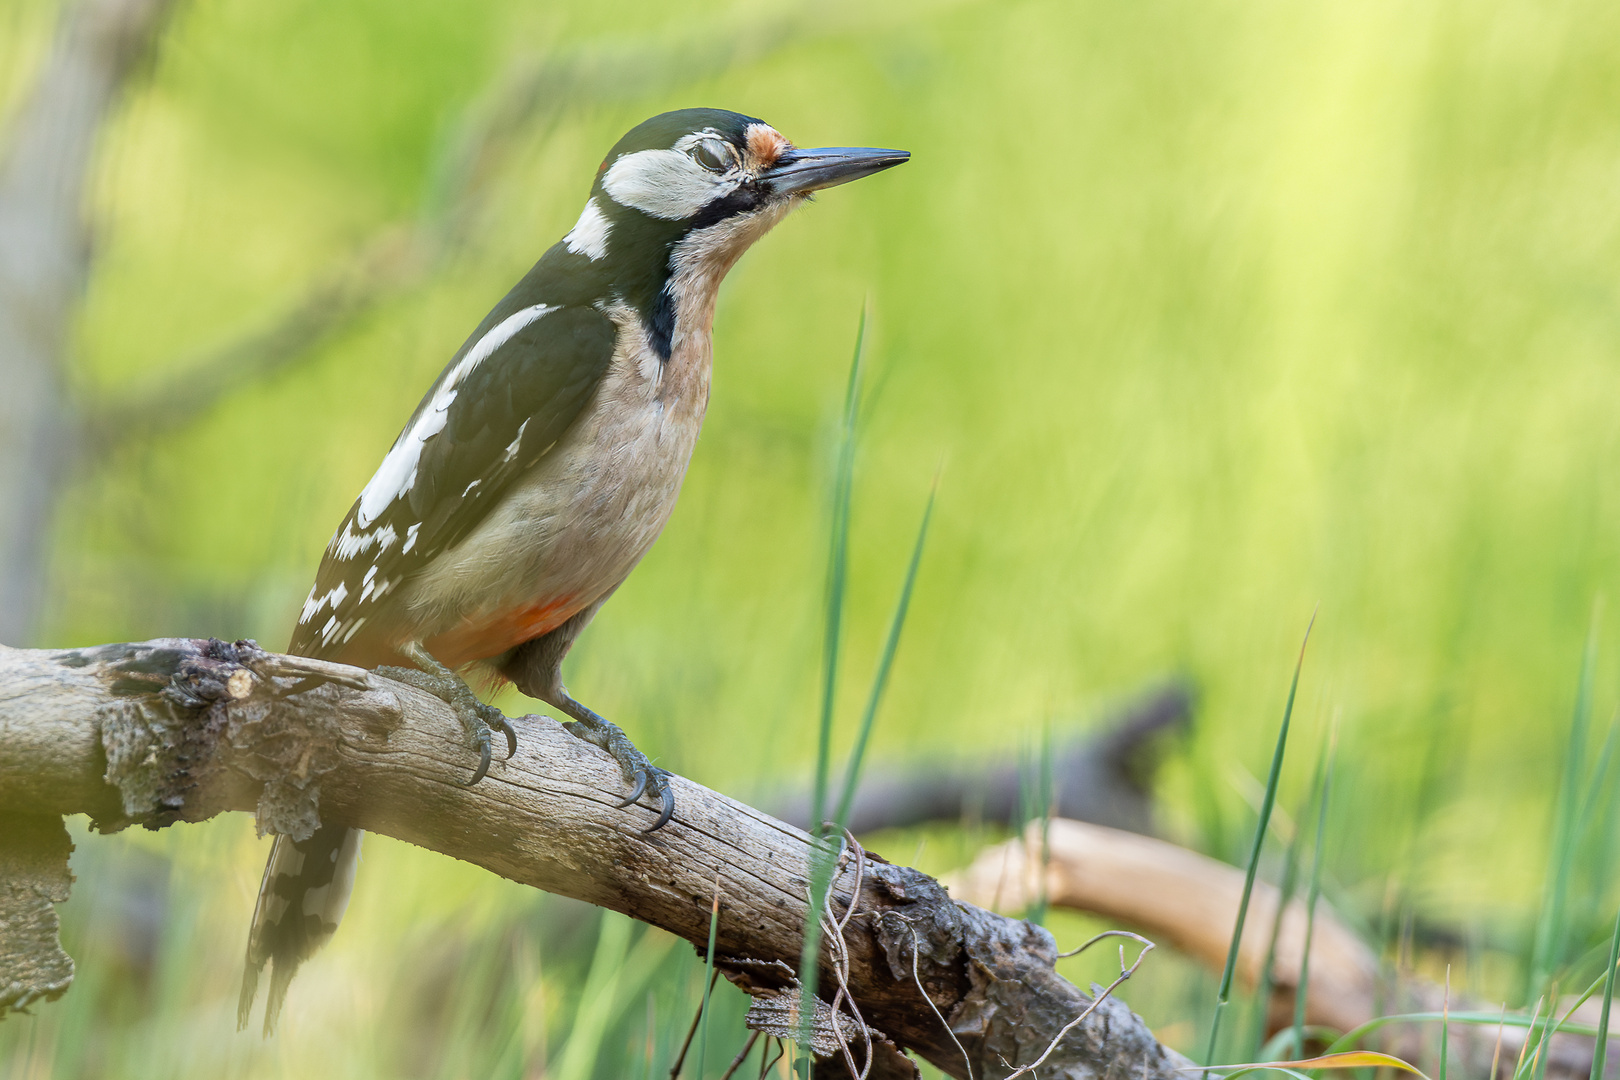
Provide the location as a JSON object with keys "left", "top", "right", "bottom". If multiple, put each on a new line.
{"left": 602, "top": 148, "right": 735, "bottom": 220}
{"left": 564, "top": 198, "right": 611, "bottom": 259}
{"left": 355, "top": 303, "right": 556, "bottom": 528}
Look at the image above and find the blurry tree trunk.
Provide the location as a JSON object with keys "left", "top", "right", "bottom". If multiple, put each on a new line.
{"left": 0, "top": 0, "right": 177, "bottom": 646}
{"left": 0, "top": 638, "right": 1192, "bottom": 1080}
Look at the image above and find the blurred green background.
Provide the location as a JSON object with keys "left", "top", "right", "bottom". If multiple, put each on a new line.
{"left": 4, "top": 0, "right": 1620, "bottom": 1075}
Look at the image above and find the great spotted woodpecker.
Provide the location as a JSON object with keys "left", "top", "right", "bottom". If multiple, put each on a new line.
{"left": 237, "top": 108, "right": 908, "bottom": 1033}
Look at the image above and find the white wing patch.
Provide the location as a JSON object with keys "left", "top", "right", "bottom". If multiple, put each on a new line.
{"left": 564, "top": 198, "right": 611, "bottom": 259}
{"left": 333, "top": 521, "right": 397, "bottom": 560}
{"left": 299, "top": 582, "right": 349, "bottom": 625}
{"left": 355, "top": 302, "right": 558, "bottom": 528}
{"left": 603, "top": 147, "right": 736, "bottom": 220}
{"left": 502, "top": 418, "right": 528, "bottom": 463}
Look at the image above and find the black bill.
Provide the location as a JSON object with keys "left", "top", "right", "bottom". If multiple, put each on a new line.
{"left": 762, "top": 146, "right": 911, "bottom": 195}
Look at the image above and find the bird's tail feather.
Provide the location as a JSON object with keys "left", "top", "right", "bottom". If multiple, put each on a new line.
{"left": 239, "top": 825, "right": 363, "bottom": 1035}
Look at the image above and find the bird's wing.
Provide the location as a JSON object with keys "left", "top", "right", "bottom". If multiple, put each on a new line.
{"left": 290, "top": 301, "right": 618, "bottom": 660}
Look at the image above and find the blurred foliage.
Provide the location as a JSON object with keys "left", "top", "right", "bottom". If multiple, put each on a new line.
{"left": 5, "top": 0, "right": 1620, "bottom": 1075}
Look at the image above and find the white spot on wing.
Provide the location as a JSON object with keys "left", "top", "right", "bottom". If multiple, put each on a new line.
{"left": 564, "top": 198, "right": 611, "bottom": 259}
{"left": 502, "top": 419, "right": 528, "bottom": 463}
{"left": 299, "top": 582, "right": 349, "bottom": 625}
{"left": 403, "top": 523, "right": 421, "bottom": 553}
{"left": 333, "top": 521, "right": 397, "bottom": 560}
{"left": 602, "top": 148, "right": 735, "bottom": 220}
{"left": 355, "top": 303, "right": 557, "bottom": 528}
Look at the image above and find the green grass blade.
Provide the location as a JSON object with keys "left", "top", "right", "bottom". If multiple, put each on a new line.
{"left": 1253, "top": 774, "right": 1310, "bottom": 1057}
{"left": 800, "top": 310, "right": 867, "bottom": 1047}
{"left": 1524, "top": 983, "right": 1560, "bottom": 1080}
{"left": 832, "top": 481, "right": 936, "bottom": 833}
{"left": 1260, "top": 1028, "right": 1343, "bottom": 1061}
{"left": 1578, "top": 711, "right": 1619, "bottom": 832}
{"left": 810, "top": 306, "right": 866, "bottom": 839}
{"left": 1034, "top": 719, "right": 1055, "bottom": 926}
{"left": 1528, "top": 608, "right": 1599, "bottom": 999}
{"left": 1293, "top": 730, "right": 1337, "bottom": 1058}
{"left": 697, "top": 879, "right": 721, "bottom": 1079}
{"left": 1204, "top": 610, "right": 1317, "bottom": 1068}
{"left": 552, "top": 912, "right": 633, "bottom": 1080}
{"left": 1439, "top": 967, "right": 1450, "bottom": 1080}
{"left": 1324, "top": 1010, "right": 1613, "bottom": 1056}
{"left": 1592, "top": 905, "right": 1619, "bottom": 1080}
{"left": 1579, "top": 710, "right": 1620, "bottom": 936}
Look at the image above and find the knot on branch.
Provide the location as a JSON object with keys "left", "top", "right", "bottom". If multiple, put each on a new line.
{"left": 73, "top": 638, "right": 394, "bottom": 838}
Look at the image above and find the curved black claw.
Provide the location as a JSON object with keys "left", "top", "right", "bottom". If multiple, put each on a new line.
{"left": 644, "top": 780, "right": 676, "bottom": 834}
{"left": 485, "top": 709, "right": 518, "bottom": 760}
{"left": 615, "top": 768, "right": 651, "bottom": 810}
{"left": 464, "top": 732, "right": 493, "bottom": 787}
{"left": 557, "top": 707, "right": 675, "bottom": 831}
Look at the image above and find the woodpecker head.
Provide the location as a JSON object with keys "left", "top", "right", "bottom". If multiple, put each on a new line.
{"left": 552, "top": 108, "right": 908, "bottom": 357}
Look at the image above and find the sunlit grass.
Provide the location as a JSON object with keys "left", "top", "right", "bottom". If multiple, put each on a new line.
{"left": 1205, "top": 615, "right": 1313, "bottom": 1067}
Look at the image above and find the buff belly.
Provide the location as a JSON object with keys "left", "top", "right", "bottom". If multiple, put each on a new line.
{"left": 389, "top": 333, "right": 710, "bottom": 670}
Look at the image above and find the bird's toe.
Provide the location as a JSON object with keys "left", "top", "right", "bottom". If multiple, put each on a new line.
{"left": 615, "top": 767, "right": 651, "bottom": 809}
{"left": 464, "top": 725, "right": 493, "bottom": 786}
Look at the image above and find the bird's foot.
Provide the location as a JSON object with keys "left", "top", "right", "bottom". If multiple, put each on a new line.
{"left": 560, "top": 710, "right": 674, "bottom": 832}
{"left": 378, "top": 648, "right": 516, "bottom": 785}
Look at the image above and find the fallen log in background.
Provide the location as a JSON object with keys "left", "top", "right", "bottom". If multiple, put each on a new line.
{"left": 950, "top": 821, "right": 1620, "bottom": 1080}
{"left": 770, "top": 682, "right": 1193, "bottom": 838}
{"left": 0, "top": 638, "right": 1190, "bottom": 1080}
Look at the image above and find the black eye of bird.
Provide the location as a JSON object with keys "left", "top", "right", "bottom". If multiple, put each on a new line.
{"left": 690, "top": 139, "right": 734, "bottom": 173}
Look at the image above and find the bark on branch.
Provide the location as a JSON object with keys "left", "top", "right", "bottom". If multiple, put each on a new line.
{"left": 0, "top": 638, "right": 1189, "bottom": 1080}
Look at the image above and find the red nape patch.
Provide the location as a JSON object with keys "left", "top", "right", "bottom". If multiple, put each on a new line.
{"left": 423, "top": 594, "right": 583, "bottom": 670}
{"left": 744, "top": 123, "right": 790, "bottom": 170}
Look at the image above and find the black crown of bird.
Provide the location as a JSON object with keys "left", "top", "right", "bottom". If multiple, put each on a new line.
{"left": 237, "top": 108, "right": 908, "bottom": 1034}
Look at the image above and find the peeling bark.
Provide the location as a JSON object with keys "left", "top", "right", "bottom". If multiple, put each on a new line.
{"left": 0, "top": 814, "right": 75, "bottom": 1016}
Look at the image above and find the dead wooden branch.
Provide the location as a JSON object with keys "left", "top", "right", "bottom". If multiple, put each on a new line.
{"left": 769, "top": 682, "right": 1192, "bottom": 837}
{"left": 949, "top": 821, "right": 1619, "bottom": 1080}
{"left": 0, "top": 638, "right": 1190, "bottom": 1080}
